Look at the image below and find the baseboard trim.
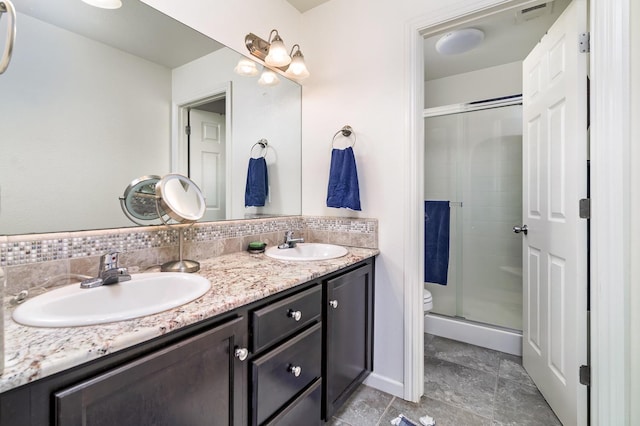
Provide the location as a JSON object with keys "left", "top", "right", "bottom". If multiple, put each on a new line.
{"left": 363, "top": 372, "right": 404, "bottom": 398}
{"left": 424, "top": 313, "right": 522, "bottom": 356}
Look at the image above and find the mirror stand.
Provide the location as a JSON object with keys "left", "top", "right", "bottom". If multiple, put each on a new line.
{"left": 161, "top": 227, "right": 200, "bottom": 273}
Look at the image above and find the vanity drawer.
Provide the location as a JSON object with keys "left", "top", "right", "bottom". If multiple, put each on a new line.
{"left": 251, "top": 323, "right": 322, "bottom": 425}
{"left": 264, "top": 379, "right": 322, "bottom": 426}
{"left": 251, "top": 284, "right": 321, "bottom": 352}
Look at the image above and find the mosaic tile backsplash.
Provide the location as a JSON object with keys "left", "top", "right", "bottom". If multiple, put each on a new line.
{"left": 0, "top": 216, "right": 377, "bottom": 296}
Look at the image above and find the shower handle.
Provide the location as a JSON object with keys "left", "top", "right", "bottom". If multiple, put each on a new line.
{"left": 513, "top": 225, "right": 528, "bottom": 235}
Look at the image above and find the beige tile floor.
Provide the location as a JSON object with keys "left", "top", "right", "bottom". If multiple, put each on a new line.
{"left": 327, "top": 334, "right": 562, "bottom": 426}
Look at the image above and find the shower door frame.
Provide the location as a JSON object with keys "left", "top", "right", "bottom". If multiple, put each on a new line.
{"left": 423, "top": 96, "right": 523, "bottom": 329}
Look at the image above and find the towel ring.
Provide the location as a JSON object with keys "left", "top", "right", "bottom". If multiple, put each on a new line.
{"left": 250, "top": 139, "right": 268, "bottom": 158}
{"left": 331, "top": 125, "right": 356, "bottom": 149}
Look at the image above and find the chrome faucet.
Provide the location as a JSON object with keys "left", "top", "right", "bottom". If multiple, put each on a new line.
{"left": 278, "top": 231, "right": 305, "bottom": 249}
{"left": 80, "top": 252, "right": 131, "bottom": 289}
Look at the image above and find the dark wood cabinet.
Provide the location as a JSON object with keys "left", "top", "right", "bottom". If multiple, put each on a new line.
{"left": 0, "top": 257, "right": 375, "bottom": 426}
{"left": 54, "top": 316, "right": 247, "bottom": 426}
{"left": 323, "top": 260, "right": 375, "bottom": 420}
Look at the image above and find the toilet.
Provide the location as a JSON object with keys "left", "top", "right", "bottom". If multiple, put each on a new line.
{"left": 423, "top": 287, "right": 433, "bottom": 312}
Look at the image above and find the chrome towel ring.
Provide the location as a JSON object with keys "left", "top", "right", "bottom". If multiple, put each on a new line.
{"left": 0, "top": 0, "right": 16, "bottom": 75}
{"left": 331, "top": 125, "right": 356, "bottom": 149}
{"left": 250, "top": 138, "right": 269, "bottom": 158}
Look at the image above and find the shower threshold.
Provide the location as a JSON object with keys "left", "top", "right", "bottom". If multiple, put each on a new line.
{"left": 424, "top": 313, "right": 522, "bottom": 356}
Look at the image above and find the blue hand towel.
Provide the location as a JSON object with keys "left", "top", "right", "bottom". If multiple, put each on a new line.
{"left": 424, "top": 200, "right": 450, "bottom": 285}
{"left": 326, "top": 146, "right": 361, "bottom": 211}
{"left": 245, "top": 157, "right": 268, "bottom": 207}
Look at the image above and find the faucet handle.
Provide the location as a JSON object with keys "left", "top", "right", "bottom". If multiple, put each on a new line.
{"left": 99, "top": 252, "right": 120, "bottom": 272}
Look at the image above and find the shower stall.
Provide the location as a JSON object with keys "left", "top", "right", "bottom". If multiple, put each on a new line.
{"left": 423, "top": 98, "right": 523, "bottom": 354}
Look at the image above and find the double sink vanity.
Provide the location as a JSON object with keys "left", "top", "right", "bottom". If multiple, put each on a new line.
{"left": 0, "top": 243, "right": 377, "bottom": 426}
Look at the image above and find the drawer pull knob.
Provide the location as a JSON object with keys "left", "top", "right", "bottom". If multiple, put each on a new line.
{"left": 288, "top": 309, "right": 302, "bottom": 321}
{"left": 288, "top": 365, "right": 302, "bottom": 377}
{"left": 329, "top": 299, "right": 339, "bottom": 309}
{"left": 234, "top": 347, "right": 249, "bottom": 361}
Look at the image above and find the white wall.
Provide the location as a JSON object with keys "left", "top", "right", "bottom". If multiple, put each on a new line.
{"left": 424, "top": 60, "right": 522, "bottom": 108}
{"left": 0, "top": 13, "right": 171, "bottom": 234}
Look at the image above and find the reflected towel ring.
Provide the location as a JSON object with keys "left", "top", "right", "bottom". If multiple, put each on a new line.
{"left": 331, "top": 125, "right": 356, "bottom": 149}
{"left": 250, "top": 138, "right": 269, "bottom": 158}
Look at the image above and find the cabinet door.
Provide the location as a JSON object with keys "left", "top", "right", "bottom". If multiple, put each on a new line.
{"left": 54, "top": 316, "right": 247, "bottom": 426}
{"left": 324, "top": 262, "right": 374, "bottom": 420}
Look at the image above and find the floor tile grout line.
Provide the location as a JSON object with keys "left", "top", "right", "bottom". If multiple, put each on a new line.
{"left": 373, "top": 395, "right": 396, "bottom": 426}
{"left": 492, "top": 359, "right": 502, "bottom": 423}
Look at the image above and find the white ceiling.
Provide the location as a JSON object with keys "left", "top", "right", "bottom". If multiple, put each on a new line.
{"left": 424, "top": 0, "right": 570, "bottom": 81}
{"left": 286, "top": 0, "right": 331, "bottom": 13}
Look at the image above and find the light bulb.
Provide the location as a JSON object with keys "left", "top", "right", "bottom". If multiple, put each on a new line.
{"left": 234, "top": 58, "right": 259, "bottom": 76}
{"left": 265, "top": 35, "right": 291, "bottom": 67}
{"left": 285, "top": 51, "right": 310, "bottom": 80}
{"left": 258, "top": 69, "right": 279, "bottom": 86}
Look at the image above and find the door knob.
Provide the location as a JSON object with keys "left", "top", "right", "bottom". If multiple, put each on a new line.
{"left": 329, "top": 300, "right": 338, "bottom": 309}
{"left": 513, "top": 225, "right": 528, "bottom": 235}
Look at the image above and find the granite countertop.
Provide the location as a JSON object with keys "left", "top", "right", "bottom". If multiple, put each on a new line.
{"left": 0, "top": 247, "right": 378, "bottom": 394}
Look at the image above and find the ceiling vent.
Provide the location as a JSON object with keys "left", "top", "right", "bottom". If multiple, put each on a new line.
{"left": 515, "top": 1, "right": 554, "bottom": 22}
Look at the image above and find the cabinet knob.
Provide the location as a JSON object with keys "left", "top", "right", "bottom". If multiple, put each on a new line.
{"left": 288, "top": 365, "right": 302, "bottom": 377}
{"left": 288, "top": 309, "right": 302, "bottom": 321}
{"left": 329, "top": 299, "right": 339, "bottom": 309}
{"left": 234, "top": 347, "right": 249, "bottom": 361}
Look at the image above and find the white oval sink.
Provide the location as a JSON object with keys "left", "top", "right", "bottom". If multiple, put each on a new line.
{"left": 12, "top": 273, "right": 211, "bottom": 328}
{"left": 265, "top": 243, "right": 348, "bottom": 261}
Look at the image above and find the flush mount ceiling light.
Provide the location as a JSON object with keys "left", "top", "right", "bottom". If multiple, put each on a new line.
{"left": 81, "top": 0, "right": 122, "bottom": 9}
{"left": 435, "top": 28, "right": 484, "bottom": 55}
{"left": 244, "top": 30, "right": 310, "bottom": 80}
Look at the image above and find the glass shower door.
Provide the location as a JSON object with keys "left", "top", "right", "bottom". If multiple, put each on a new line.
{"left": 424, "top": 104, "right": 523, "bottom": 331}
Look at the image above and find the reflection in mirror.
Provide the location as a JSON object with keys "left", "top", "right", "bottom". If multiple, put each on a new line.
{"left": 0, "top": 0, "right": 301, "bottom": 236}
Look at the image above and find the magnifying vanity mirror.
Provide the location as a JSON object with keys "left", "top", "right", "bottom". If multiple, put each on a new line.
{"left": 121, "top": 174, "right": 206, "bottom": 272}
{"left": 0, "top": 0, "right": 302, "bottom": 236}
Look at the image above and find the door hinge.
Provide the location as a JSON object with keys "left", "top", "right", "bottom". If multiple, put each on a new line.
{"left": 579, "top": 32, "right": 590, "bottom": 53}
{"left": 579, "top": 365, "right": 591, "bottom": 386}
{"left": 185, "top": 125, "right": 191, "bottom": 136}
{"left": 579, "top": 198, "right": 590, "bottom": 219}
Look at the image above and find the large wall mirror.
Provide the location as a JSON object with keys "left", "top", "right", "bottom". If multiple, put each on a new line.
{"left": 0, "top": 0, "right": 302, "bottom": 235}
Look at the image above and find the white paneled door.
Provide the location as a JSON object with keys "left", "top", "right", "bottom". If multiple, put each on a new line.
{"left": 189, "top": 109, "right": 226, "bottom": 222}
{"left": 521, "top": 0, "right": 588, "bottom": 425}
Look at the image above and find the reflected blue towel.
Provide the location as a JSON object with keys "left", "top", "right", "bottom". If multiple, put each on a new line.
{"left": 424, "top": 200, "right": 450, "bottom": 285}
{"left": 326, "top": 147, "right": 361, "bottom": 211}
{"left": 245, "top": 157, "right": 268, "bottom": 207}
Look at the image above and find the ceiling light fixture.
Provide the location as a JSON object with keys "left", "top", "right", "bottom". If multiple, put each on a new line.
{"left": 244, "top": 30, "right": 310, "bottom": 80}
{"left": 81, "top": 0, "right": 123, "bottom": 9}
{"left": 435, "top": 28, "right": 484, "bottom": 55}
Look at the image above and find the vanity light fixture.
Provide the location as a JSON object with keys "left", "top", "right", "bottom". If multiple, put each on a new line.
{"left": 244, "top": 30, "right": 310, "bottom": 80}
{"left": 435, "top": 28, "right": 484, "bottom": 55}
{"left": 81, "top": 0, "right": 123, "bottom": 9}
{"left": 258, "top": 67, "right": 279, "bottom": 86}
{"left": 285, "top": 45, "right": 310, "bottom": 80}
{"left": 234, "top": 58, "right": 259, "bottom": 76}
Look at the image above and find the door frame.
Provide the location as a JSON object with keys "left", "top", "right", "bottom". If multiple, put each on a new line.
{"left": 172, "top": 82, "right": 233, "bottom": 219}
{"left": 404, "top": 0, "right": 633, "bottom": 423}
